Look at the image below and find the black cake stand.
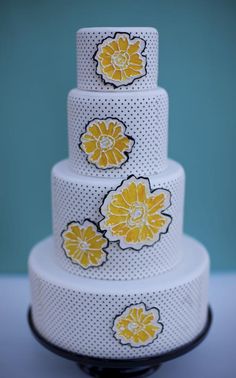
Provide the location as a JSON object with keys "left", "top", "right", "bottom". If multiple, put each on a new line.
{"left": 28, "top": 306, "right": 212, "bottom": 378}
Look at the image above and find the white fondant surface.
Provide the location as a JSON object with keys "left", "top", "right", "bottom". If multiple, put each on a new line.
{"left": 52, "top": 159, "right": 185, "bottom": 280}
{"left": 29, "top": 235, "right": 209, "bottom": 359}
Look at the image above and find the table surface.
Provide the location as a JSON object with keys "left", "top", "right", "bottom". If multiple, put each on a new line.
{"left": 0, "top": 273, "right": 235, "bottom": 378}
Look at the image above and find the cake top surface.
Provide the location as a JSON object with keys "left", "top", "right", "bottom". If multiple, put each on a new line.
{"left": 77, "top": 27, "right": 158, "bottom": 33}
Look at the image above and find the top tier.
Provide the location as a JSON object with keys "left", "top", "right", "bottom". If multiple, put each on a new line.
{"left": 77, "top": 27, "right": 158, "bottom": 91}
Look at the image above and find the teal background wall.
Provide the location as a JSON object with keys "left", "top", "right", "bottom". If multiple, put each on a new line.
{"left": 0, "top": 0, "right": 235, "bottom": 273}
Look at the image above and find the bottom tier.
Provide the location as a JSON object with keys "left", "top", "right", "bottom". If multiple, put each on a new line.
{"left": 29, "top": 235, "right": 209, "bottom": 360}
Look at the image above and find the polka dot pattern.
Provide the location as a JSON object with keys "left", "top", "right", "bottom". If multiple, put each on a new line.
{"left": 68, "top": 88, "right": 168, "bottom": 177}
{"left": 52, "top": 160, "right": 185, "bottom": 280}
{"left": 29, "top": 237, "right": 209, "bottom": 359}
{"left": 77, "top": 27, "right": 158, "bottom": 91}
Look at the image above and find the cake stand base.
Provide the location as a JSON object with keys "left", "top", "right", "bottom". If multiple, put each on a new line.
{"left": 78, "top": 362, "right": 161, "bottom": 377}
{"left": 28, "top": 306, "right": 212, "bottom": 378}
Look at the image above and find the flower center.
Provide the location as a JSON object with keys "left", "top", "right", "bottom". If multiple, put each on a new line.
{"left": 98, "top": 136, "right": 114, "bottom": 151}
{"left": 127, "top": 321, "right": 143, "bottom": 334}
{"left": 128, "top": 203, "right": 147, "bottom": 227}
{"left": 111, "top": 51, "right": 129, "bottom": 69}
{"left": 79, "top": 241, "right": 89, "bottom": 251}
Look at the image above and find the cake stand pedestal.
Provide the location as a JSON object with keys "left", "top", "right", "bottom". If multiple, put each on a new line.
{"left": 28, "top": 307, "right": 212, "bottom": 378}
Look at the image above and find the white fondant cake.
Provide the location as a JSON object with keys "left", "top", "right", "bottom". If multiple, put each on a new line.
{"left": 29, "top": 26, "right": 210, "bottom": 359}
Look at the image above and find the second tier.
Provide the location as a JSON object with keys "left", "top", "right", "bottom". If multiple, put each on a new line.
{"left": 52, "top": 159, "right": 185, "bottom": 280}
{"left": 68, "top": 87, "right": 168, "bottom": 177}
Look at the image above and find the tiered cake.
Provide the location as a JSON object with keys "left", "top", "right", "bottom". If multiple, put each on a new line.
{"left": 29, "top": 27, "right": 210, "bottom": 360}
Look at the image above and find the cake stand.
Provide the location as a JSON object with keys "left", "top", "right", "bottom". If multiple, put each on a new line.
{"left": 28, "top": 306, "right": 212, "bottom": 378}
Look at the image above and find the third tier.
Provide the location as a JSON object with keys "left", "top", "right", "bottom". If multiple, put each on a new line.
{"left": 52, "top": 159, "right": 185, "bottom": 280}
{"left": 68, "top": 88, "right": 168, "bottom": 177}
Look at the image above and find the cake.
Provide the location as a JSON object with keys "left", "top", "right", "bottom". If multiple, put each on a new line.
{"left": 29, "top": 27, "right": 210, "bottom": 362}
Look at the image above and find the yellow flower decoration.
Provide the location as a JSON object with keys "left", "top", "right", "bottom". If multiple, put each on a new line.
{"left": 61, "top": 220, "right": 108, "bottom": 269}
{"left": 94, "top": 32, "right": 147, "bottom": 87}
{"left": 113, "top": 303, "right": 163, "bottom": 347}
{"left": 80, "top": 118, "right": 134, "bottom": 169}
{"left": 100, "top": 176, "right": 172, "bottom": 250}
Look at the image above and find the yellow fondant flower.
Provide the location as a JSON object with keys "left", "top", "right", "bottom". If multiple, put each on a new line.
{"left": 80, "top": 118, "right": 134, "bottom": 169}
{"left": 113, "top": 303, "right": 163, "bottom": 347}
{"left": 62, "top": 220, "right": 108, "bottom": 269}
{"left": 94, "top": 32, "right": 147, "bottom": 87}
{"left": 100, "top": 176, "right": 172, "bottom": 250}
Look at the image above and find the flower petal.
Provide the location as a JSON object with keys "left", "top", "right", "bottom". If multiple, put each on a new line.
{"left": 101, "top": 56, "right": 112, "bottom": 66}
{"left": 90, "top": 149, "right": 101, "bottom": 162}
{"left": 114, "top": 137, "right": 131, "bottom": 151}
{"left": 137, "top": 307, "right": 143, "bottom": 321}
{"left": 106, "top": 149, "right": 118, "bottom": 165}
{"left": 112, "top": 193, "right": 130, "bottom": 209}
{"left": 137, "top": 330, "right": 150, "bottom": 343}
{"left": 112, "top": 125, "right": 122, "bottom": 138}
{"left": 137, "top": 183, "right": 147, "bottom": 203}
{"left": 124, "top": 67, "right": 140, "bottom": 78}
{"left": 147, "top": 193, "right": 165, "bottom": 213}
{"left": 64, "top": 243, "right": 78, "bottom": 254}
{"left": 64, "top": 240, "right": 78, "bottom": 248}
{"left": 120, "top": 329, "right": 133, "bottom": 340}
{"left": 108, "top": 202, "right": 129, "bottom": 215}
{"left": 128, "top": 65, "right": 142, "bottom": 72}
{"left": 106, "top": 214, "right": 128, "bottom": 226}
{"left": 63, "top": 231, "right": 78, "bottom": 241}
{"left": 139, "top": 225, "right": 153, "bottom": 241}
{"left": 84, "top": 225, "right": 96, "bottom": 240}
{"left": 88, "top": 249, "right": 105, "bottom": 265}
{"left": 98, "top": 121, "right": 107, "bottom": 135}
{"left": 145, "top": 324, "right": 160, "bottom": 337}
{"left": 71, "top": 249, "right": 83, "bottom": 260}
{"left": 127, "top": 182, "right": 137, "bottom": 202}
{"left": 118, "top": 37, "right": 128, "bottom": 51}
{"left": 88, "top": 236, "right": 107, "bottom": 249}
{"left": 113, "top": 148, "right": 126, "bottom": 163}
{"left": 111, "top": 223, "right": 129, "bottom": 236}
{"left": 127, "top": 41, "right": 140, "bottom": 54}
{"left": 98, "top": 151, "right": 108, "bottom": 167}
{"left": 70, "top": 225, "right": 82, "bottom": 238}
{"left": 142, "top": 313, "right": 154, "bottom": 324}
{"left": 82, "top": 140, "right": 97, "bottom": 153}
{"left": 88, "top": 124, "right": 102, "bottom": 138}
{"left": 112, "top": 69, "right": 122, "bottom": 81}
{"left": 129, "top": 308, "right": 138, "bottom": 321}
{"left": 80, "top": 252, "right": 89, "bottom": 268}
{"left": 129, "top": 53, "right": 143, "bottom": 65}
{"left": 101, "top": 45, "right": 114, "bottom": 55}
{"left": 126, "top": 227, "right": 140, "bottom": 243}
{"left": 148, "top": 214, "right": 167, "bottom": 229}
{"left": 110, "top": 40, "right": 119, "bottom": 51}
{"left": 121, "top": 187, "right": 135, "bottom": 205}
{"left": 103, "top": 65, "right": 115, "bottom": 76}
{"left": 98, "top": 52, "right": 111, "bottom": 59}
{"left": 107, "top": 122, "right": 116, "bottom": 135}
{"left": 81, "top": 134, "right": 95, "bottom": 142}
